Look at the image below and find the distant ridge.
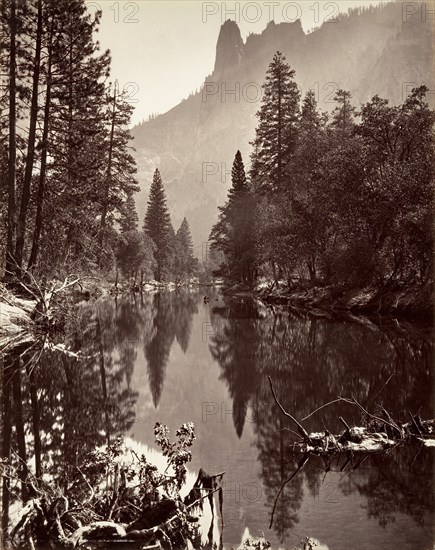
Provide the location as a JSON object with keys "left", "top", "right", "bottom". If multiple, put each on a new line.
{"left": 132, "top": 2, "right": 433, "bottom": 254}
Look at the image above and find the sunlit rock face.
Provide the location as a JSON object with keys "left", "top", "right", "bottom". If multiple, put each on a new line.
{"left": 131, "top": 3, "right": 433, "bottom": 254}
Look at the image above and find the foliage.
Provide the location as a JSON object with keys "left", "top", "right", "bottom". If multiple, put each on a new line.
{"left": 173, "top": 218, "right": 197, "bottom": 284}
{"left": 1, "top": 422, "right": 201, "bottom": 548}
{"left": 143, "top": 169, "right": 175, "bottom": 282}
{"left": 214, "top": 50, "right": 434, "bottom": 290}
{"left": 209, "top": 150, "right": 257, "bottom": 285}
{"left": 153, "top": 421, "right": 196, "bottom": 491}
{"left": 250, "top": 51, "right": 300, "bottom": 195}
{"left": 0, "top": 0, "right": 143, "bottom": 282}
{"left": 115, "top": 230, "right": 153, "bottom": 283}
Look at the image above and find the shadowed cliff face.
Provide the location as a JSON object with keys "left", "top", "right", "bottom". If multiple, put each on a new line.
{"left": 131, "top": 3, "right": 433, "bottom": 254}
{"left": 213, "top": 19, "right": 244, "bottom": 76}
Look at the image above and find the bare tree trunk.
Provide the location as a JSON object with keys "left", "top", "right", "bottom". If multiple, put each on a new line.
{"left": 307, "top": 258, "right": 316, "bottom": 281}
{"left": 99, "top": 82, "right": 117, "bottom": 261}
{"left": 63, "top": 36, "right": 74, "bottom": 264}
{"left": 15, "top": 0, "right": 43, "bottom": 269}
{"left": 28, "top": 17, "right": 54, "bottom": 270}
{"left": 6, "top": 0, "right": 17, "bottom": 278}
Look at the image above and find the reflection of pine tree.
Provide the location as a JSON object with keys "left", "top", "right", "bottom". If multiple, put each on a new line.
{"left": 29, "top": 298, "right": 144, "bottom": 479}
{"left": 118, "top": 345, "right": 136, "bottom": 388}
{"left": 144, "top": 293, "right": 176, "bottom": 407}
{"left": 173, "top": 292, "right": 198, "bottom": 353}
{"left": 255, "top": 383, "right": 305, "bottom": 542}
{"left": 209, "top": 298, "right": 261, "bottom": 437}
{"left": 349, "top": 444, "right": 434, "bottom": 528}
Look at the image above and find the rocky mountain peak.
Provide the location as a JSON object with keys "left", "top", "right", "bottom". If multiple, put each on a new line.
{"left": 213, "top": 19, "right": 244, "bottom": 76}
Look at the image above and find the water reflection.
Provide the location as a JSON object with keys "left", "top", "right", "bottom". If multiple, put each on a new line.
{"left": 211, "top": 300, "right": 433, "bottom": 434}
{"left": 143, "top": 292, "right": 198, "bottom": 406}
{"left": 208, "top": 296, "right": 433, "bottom": 546}
{"left": 1, "top": 291, "right": 433, "bottom": 549}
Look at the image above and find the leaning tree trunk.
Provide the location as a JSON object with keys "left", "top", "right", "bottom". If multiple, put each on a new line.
{"left": 15, "top": 0, "right": 43, "bottom": 269}
{"left": 98, "top": 84, "right": 117, "bottom": 264}
{"left": 28, "top": 14, "right": 54, "bottom": 270}
{"left": 6, "top": 0, "right": 17, "bottom": 278}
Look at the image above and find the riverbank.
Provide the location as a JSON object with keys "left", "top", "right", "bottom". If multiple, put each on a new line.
{"left": 0, "top": 277, "right": 107, "bottom": 344}
{"left": 0, "top": 284, "right": 34, "bottom": 338}
{"left": 223, "top": 280, "right": 433, "bottom": 319}
{"left": 2, "top": 278, "right": 432, "bottom": 344}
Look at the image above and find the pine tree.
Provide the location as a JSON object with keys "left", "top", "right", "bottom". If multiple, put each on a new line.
{"left": 98, "top": 80, "right": 139, "bottom": 259}
{"left": 290, "top": 90, "right": 329, "bottom": 280}
{"left": 1, "top": 0, "right": 18, "bottom": 276}
{"left": 210, "top": 151, "right": 256, "bottom": 284}
{"left": 28, "top": 0, "right": 57, "bottom": 269}
{"left": 250, "top": 51, "right": 300, "bottom": 194}
{"left": 119, "top": 192, "right": 139, "bottom": 233}
{"left": 173, "top": 217, "right": 196, "bottom": 284}
{"left": 228, "top": 150, "right": 248, "bottom": 205}
{"left": 14, "top": 0, "right": 43, "bottom": 268}
{"left": 300, "top": 90, "right": 323, "bottom": 133}
{"left": 330, "top": 89, "right": 356, "bottom": 137}
{"left": 143, "top": 169, "right": 173, "bottom": 281}
{"left": 31, "top": 0, "right": 111, "bottom": 272}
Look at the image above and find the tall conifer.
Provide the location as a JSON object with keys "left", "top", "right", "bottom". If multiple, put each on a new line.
{"left": 143, "top": 169, "right": 173, "bottom": 281}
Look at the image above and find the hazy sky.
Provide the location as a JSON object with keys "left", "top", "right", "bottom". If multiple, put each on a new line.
{"left": 88, "top": 0, "right": 391, "bottom": 125}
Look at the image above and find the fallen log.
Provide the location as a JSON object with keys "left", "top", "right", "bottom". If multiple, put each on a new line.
{"left": 70, "top": 522, "right": 127, "bottom": 547}
{"left": 267, "top": 377, "right": 435, "bottom": 455}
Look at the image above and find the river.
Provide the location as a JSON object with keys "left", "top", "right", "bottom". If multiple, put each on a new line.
{"left": 3, "top": 289, "right": 434, "bottom": 549}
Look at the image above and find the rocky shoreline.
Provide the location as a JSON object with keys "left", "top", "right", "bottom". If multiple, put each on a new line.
{"left": 222, "top": 281, "right": 433, "bottom": 320}
{"left": 260, "top": 284, "right": 433, "bottom": 319}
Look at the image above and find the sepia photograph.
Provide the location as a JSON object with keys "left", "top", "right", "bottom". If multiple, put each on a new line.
{"left": 0, "top": 0, "right": 434, "bottom": 548}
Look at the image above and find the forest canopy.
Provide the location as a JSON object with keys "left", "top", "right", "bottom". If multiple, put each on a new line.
{"left": 210, "top": 52, "right": 434, "bottom": 291}
{"left": 0, "top": 0, "right": 197, "bottom": 286}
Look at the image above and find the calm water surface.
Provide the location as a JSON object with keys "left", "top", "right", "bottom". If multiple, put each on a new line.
{"left": 8, "top": 290, "right": 434, "bottom": 549}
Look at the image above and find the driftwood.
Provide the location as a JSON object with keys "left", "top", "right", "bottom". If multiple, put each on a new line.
{"left": 267, "top": 376, "right": 434, "bottom": 455}
{"left": 2, "top": 260, "right": 88, "bottom": 341}
{"left": 267, "top": 376, "right": 434, "bottom": 532}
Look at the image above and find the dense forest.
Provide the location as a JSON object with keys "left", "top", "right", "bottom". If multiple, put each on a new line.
{"left": 2, "top": 1, "right": 433, "bottom": 294}
{"left": 210, "top": 52, "right": 434, "bottom": 292}
{"left": 0, "top": 2, "right": 433, "bottom": 549}
{"left": 0, "top": 0, "right": 197, "bottom": 287}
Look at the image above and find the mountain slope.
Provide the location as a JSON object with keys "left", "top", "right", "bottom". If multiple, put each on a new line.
{"left": 131, "top": 2, "right": 433, "bottom": 254}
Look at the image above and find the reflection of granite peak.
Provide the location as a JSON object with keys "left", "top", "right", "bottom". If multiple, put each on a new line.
{"left": 213, "top": 19, "right": 244, "bottom": 77}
